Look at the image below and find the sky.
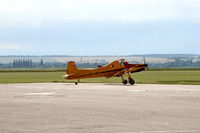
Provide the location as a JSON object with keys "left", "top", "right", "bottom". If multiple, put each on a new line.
{"left": 0, "top": 0, "right": 200, "bottom": 55}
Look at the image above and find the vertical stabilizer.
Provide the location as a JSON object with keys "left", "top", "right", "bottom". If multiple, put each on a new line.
{"left": 67, "top": 61, "right": 78, "bottom": 74}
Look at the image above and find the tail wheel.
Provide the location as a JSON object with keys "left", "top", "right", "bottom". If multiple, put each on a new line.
{"left": 128, "top": 78, "right": 135, "bottom": 85}
{"left": 75, "top": 79, "right": 80, "bottom": 85}
{"left": 122, "top": 79, "right": 128, "bottom": 85}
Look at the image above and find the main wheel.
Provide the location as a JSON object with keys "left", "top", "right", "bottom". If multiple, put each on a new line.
{"left": 122, "top": 79, "right": 128, "bottom": 85}
{"left": 128, "top": 78, "right": 135, "bottom": 85}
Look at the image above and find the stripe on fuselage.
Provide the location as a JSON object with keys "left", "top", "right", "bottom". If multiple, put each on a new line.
{"left": 74, "top": 68, "right": 124, "bottom": 78}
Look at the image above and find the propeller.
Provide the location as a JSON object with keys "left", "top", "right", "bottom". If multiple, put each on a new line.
{"left": 143, "top": 57, "right": 149, "bottom": 70}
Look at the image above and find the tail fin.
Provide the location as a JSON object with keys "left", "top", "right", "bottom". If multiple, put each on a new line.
{"left": 67, "top": 61, "right": 78, "bottom": 74}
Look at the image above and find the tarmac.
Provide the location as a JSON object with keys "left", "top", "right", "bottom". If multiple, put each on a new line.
{"left": 0, "top": 83, "right": 200, "bottom": 133}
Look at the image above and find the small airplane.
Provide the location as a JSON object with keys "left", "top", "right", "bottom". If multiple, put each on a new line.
{"left": 63, "top": 59, "right": 148, "bottom": 85}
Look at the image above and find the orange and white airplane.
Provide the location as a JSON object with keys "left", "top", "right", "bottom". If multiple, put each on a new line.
{"left": 63, "top": 59, "right": 148, "bottom": 85}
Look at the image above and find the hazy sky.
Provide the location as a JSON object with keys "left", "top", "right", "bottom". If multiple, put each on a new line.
{"left": 0, "top": 0, "right": 200, "bottom": 55}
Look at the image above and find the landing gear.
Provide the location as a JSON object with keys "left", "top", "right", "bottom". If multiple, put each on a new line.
{"left": 122, "top": 76, "right": 128, "bottom": 85}
{"left": 128, "top": 77, "right": 135, "bottom": 85}
{"left": 122, "top": 79, "right": 128, "bottom": 85}
{"left": 121, "top": 73, "right": 135, "bottom": 85}
{"left": 75, "top": 79, "right": 80, "bottom": 85}
{"left": 128, "top": 72, "right": 135, "bottom": 85}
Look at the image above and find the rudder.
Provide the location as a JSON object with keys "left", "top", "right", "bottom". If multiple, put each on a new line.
{"left": 67, "top": 61, "right": 78, "bottom": 74}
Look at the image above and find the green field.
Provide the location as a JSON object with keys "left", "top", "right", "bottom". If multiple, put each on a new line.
{"left": 0, "top": 69, "right": 200, "bottom": 85}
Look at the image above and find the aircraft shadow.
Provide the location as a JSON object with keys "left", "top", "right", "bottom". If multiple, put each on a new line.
{"left": 102, "top": 83, "right": 137, "bottom": 86}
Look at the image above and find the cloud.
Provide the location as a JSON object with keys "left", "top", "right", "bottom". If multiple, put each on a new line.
{"left": 0, "top": 0, "right": 200, "bottom": 28}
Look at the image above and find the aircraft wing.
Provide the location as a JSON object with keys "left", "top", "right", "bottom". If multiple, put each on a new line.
{"left": 103, "top": 68, "right": 126, "bottom": 78}
{"left": 108, "top": 67, "right": 145, "bottom": 78}
{"left": 127, "top": 67, "right": 146, "bottom": 73}
{"left": 108, "top": 67, "right": 146, "bottom": 78}
{"left": 112, "top": 69, "right": 127, "bottom": 77}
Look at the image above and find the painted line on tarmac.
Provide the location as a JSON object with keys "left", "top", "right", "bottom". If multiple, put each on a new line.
{"left": 16, "top": 92, "right": 66, "bottom": 98}
{"left": 25, "top": 92, "right": 54, "bottom": 95}
{"left": 128, "top": 89, "right": 146, "bottom": 93}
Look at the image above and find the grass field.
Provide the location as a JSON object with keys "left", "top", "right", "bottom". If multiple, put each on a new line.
{"left": 0, "top": 69, "right": 200, "bottom": 85}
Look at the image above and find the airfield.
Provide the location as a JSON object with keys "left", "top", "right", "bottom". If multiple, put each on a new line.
{"left": 0, "top": 83, "right": 200, "bottom": 133}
